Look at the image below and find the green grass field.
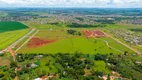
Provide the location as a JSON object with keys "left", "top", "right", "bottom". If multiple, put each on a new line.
{"left": 94, "top": 60, "right": 110, "bottom": 74}
{"left": 15, "top": 21, "right": 137, "bottom": 54}
{"left": 17, "top": 29, "right": 135, "bottom": 54}
{"left": 0, "top": 21, "right": 29, "bottom": 50}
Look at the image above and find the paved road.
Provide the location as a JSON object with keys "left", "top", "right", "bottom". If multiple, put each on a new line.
{"left": 100, "top": 29, "right": 142, "bottom": 54}
{"left": 0, "top": 29, "right": 36, "bottom": 63}
{"left": 2, "top": 28, "right": 36, "bottom": 52}
{"left": 15, "top": 30, "right": 39, "bottom": 52}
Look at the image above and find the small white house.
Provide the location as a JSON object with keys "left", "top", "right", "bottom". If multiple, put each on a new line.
{"left": 31, "top": 63, "right": 38, "bottom": 68}
{"left": 0, "top": 51, "right": 4, "bottom": 55}
{"left": 34, "top": 78, "right": 40, "bottom": 80}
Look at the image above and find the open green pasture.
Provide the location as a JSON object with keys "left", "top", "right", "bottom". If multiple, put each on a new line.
{"left": 17, "top": 29, "right": 135, "bottom": 54}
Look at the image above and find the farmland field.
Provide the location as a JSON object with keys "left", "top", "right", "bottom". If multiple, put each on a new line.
{"left": 0, "top": 21, "right": 28, "bottom": 32}
{"left": 0, "top": 21, "right": 29, "bottom": 50}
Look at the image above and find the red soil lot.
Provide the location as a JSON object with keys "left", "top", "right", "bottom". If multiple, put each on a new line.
{"left": 83, "top": 29, "right": 106, "bottom": 38}
{"left": 28, "top": 38, "right": 56, "bottom": 48}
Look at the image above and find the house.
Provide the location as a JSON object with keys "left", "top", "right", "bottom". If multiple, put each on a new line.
{"left": 0, "top": 51, "right": 4, "bottom": 55}
{"left": 31, "top": 63, "right": 38, "bottom": 68}
{"left": 135, "top": 61, "right": 142, "bottom": 64}
{"left": 34, "top": 78, "right": 40, "bottom": 80}
{"left": 41, "top": 76, "right": 49, "bottom": 80}
{"left": 34, "top": 76, "right": 49, "bottom": 80}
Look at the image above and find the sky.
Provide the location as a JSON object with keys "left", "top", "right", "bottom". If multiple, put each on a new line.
{"left": 0, "top": 0, "right": 142, "bottom": 8}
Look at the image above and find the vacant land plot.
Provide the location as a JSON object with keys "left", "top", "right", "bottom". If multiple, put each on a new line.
{"left": 17, "top": 29, "right": 135, "bottom": 54}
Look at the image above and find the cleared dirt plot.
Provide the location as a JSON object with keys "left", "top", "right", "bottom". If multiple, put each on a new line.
{"left": 28, "top": 37, "right": 56, "bottom": 48}
{"left": 0, "top": 21, "right": 29, "bottom": 50}
{"left": 83, "top": 29, "right": 106, "bottom": 38}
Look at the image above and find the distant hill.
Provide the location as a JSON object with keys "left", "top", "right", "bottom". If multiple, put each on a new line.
{"left": 0, "top": 21, "right": 28, "bottom": 33}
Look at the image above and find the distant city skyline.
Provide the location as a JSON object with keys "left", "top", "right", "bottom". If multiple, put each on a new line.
{"left": 0, "top": 0, "right": 142, "bottom": 8}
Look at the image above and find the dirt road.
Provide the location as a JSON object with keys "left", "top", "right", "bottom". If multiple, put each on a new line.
{"left": 102, "top": 40, "right": 124, "bottom": 53}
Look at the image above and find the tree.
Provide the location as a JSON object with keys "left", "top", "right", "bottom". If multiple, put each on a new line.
{"left": 10, "top": 62, "right": 17, "bottom": 68}
{"left": 10, "top": 73, "right": 16, "bottom": 78}
{"left": 0, "top": 72, "right": 4, "bottom": 78}
{"left": 94, "top": 54, "right": 107, "bottom": 61}
{"left": 95, "top": 71, "right": 104, "bottom": 77}
{"left": 107, "top": 74, "right": 110, "bottom": 80}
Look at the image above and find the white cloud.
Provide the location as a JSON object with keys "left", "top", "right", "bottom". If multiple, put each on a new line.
{"left": 0, "top": 0, "right": 141, "bottom": 7}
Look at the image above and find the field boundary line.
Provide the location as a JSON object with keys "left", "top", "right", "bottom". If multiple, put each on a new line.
{"left": 15, "top": 30, "right": 39, "bottom": 52}
{"left": 100, "top": 29, "right": 142, "bottom": 54}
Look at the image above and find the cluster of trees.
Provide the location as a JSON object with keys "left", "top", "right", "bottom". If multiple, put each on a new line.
{"left": 0, "top": 64, "right": 17, "bottom": 79}
{"left": 94, "top": 53, "right": 142, "bottom": 80}
{"left": 54, "top": 53, "right": 100, "bottom": 80}
{"left": 1, "top": 52, "right": 142, "bottom": 80}
{"left": 16, "top": 53, "right": 37, "bottom": 62}
{"left": 67, "top": 23, "right": 106, "bottom": 28}
{"left": 96, "top": 20, "right": 115, "bottom": 24}
{"left": 108, "top": 55, "right": 142, "bottom": 80}
{"left": 67, "top": 29, "right": 82, "bottom": 36}
{"left": 129, "top": 28, "right": 142, "bottom": 32}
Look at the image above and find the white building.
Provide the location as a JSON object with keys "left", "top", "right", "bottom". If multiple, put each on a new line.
{"left": 34, "top": 78, "right": 40, "bottom": 80}
{"left": 0, "top": 51, "right": 4, "bottom": 55}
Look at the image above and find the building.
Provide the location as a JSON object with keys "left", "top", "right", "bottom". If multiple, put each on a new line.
{"left": 0, "top": 51, "right": 4, "bottom": 55}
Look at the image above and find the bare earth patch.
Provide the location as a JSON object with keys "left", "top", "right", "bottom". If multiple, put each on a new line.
{"left": 83, "top": 29, "right": 106, "bottom": 38}
{"left": 28, "top": 37, "right": 56, "bottom": 48}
